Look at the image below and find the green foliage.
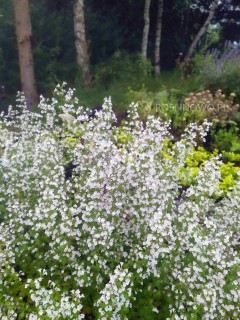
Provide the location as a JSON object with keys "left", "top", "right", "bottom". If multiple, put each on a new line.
{"left": 176, "top": 54, "right": 195, "bottom": 81}
{"left": 220, "top": 162, "right": 240, "bottom": 193}
{"left": 125, "top": 86, "right": 240, "bottom": 148}
{"left": 210, "top": 120, "right": 240, "bottom": 152}
{"left": 93, "top": 51, "right": 153, "bottom": 88}
{"left": 125, "top": 86, "right": 181, "bottom": 121}
{"left": 197, "top": 24, "right": 221, "bottom": 55}
{"left": 222, "top": 151, "right": 240, "bottom": 163}
{"left": 0, "top": 0, "right": 76, "bottom": 98}
{"left": 113, "top": 127, "right": 133, "bottom": 146}
{"left": 176, "top": 146, "right": 240, "bottom": 194}
{"left": 31, "top": 2, "right": 76, "bottom": 92}
{"left": 0, "top": 0, "right": 239, "bottom": 109}
{"left": 0, "top": 0, "right": 19, "bottom": 93}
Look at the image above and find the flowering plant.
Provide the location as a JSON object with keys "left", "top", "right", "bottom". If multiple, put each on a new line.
{"left": 194, "top": 42, "right": 240, "bottom": 99}
{"left": 0, "top": 85, "right": 239, "bottom": 319}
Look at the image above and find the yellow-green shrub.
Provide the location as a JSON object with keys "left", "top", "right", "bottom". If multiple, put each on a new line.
{"left": 161, "top": 145, "right": 240, "bottom": 194}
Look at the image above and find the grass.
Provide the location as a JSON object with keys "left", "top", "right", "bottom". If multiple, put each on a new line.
{"left": 0, "top": 63, "right": 202, "bottom": 115}
{"left": 73, "top": 69, "right": 201, "bottom": 112}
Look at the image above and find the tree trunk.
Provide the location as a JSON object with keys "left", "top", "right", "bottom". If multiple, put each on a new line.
{"left": 141, "top": 0, "right": 151, "bottom": 61}
{"left": 184, "top": 0, "right": 219, "bottom": 63}
{"left": 154, "top": 0, "right": 164, "bottom": 75}
{"left": 13, "top": 0, "right": 38, "bottom": 109}
{"left": 73, "top": 0, "right": 91, "bottom": 88}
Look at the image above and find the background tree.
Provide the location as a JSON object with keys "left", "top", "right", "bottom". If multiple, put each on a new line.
{"left": 142, "top": 0, "right": 151, "bottom": 61}
{"left": 73, "top": 0, "right": 91, "bottom": 87}
{"left": 0, "top": 0, "right": 240, "bottom": 107}
{"left": 0, "top": 0, "right": 19, "bottom": 95}
{"left": 183, "top": 0, "right": 220, "bottom": 62}
{"left": 31, "top": 0, "right": 75, "bottom": 92}
{"left": 13, "top": 0, "right": 38, "bottom": 108}
{"left": 154, "top": 0, "right": 164, "bottom": 74}
{"left": 215, "top": 0, "right": 240, "bottom": 42}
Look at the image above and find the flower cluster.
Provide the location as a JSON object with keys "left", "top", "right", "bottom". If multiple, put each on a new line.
{"left": 0, "top": 84, "right": 239, "bottom": 319}
{"left": 205, "top": 43, "right": 240, "bottom": 81}
{"left": 184, "top": 89, "right": 240, "bottom": 120}
{"left": 195, "top": 42, "right": 240, "bottom": 98}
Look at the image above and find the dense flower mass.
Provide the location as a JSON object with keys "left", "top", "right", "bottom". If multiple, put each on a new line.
{"left": 0, "top": 84, "right": 239, "bottom": 319}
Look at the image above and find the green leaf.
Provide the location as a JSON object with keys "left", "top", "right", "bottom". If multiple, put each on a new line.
{"left": 18, "top": 311, "right": 25, "bottom": 320}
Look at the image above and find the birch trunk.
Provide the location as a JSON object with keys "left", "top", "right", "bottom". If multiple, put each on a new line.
{"left": 184, "top": 0, "right": 219, "bottom": 63}
{"left": 13, "top": 0, "right": 38, "bottom": 109}
{"left": 141, "top": 0, "right": 151, "bottom": 61}
{"left": 154, "top": 0, "right": 164, "bottom": 75}
{"left": 73, "top": 0, "right": 91, "bottom": 87}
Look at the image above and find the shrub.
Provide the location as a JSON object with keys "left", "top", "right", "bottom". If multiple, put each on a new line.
{"left": 0, "top": 85, "right": 239, "bottom": 319}
{"left": 126, "top": 87, "right": 240, "bottom": 137}
{"left": 175, "top": 146, "right": 240, "bottom": 195}
{"left": 209, "top": 120, "right": 240, "bottom": 152}
{"left": 183, "top": 89, "right": 240, "bottom": 122}
{"left": 194, "top": 42, "right": 240, "bottom": 100}
{"left": 222, "top": 151, "right": 240, "bottom": 164}
{"left": 125, "top": 86, "right": 188, "bottom": 126}
{"left": 93, "top": 51, "right": 152, "bottom": 88}
{"left": 175, "top": 53, "right": 195, "bottom": 81}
